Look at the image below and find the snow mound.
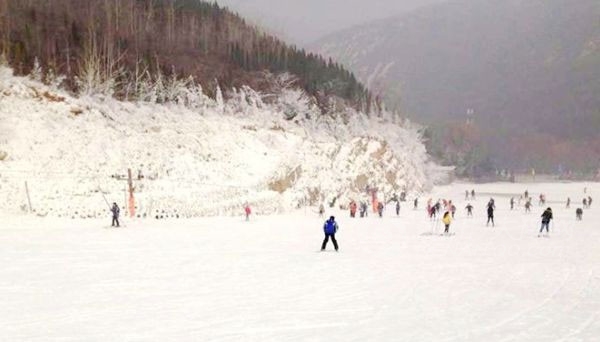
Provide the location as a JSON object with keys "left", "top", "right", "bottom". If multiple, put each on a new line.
{"left": 0, "top": 66, "right": 443, "bottom": 217}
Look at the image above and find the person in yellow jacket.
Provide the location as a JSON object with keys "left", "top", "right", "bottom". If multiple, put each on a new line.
{"left": 442, "top": 211, "right": 452, "bottom": 234}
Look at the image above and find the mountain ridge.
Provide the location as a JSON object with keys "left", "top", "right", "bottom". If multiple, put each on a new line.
{"left": 314, "top": 0, "right": 600, "bottom": 173}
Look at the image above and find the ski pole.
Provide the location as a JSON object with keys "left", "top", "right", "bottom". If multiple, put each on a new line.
{"left": 98, "top": 186, "right": 111, "bottom": 210}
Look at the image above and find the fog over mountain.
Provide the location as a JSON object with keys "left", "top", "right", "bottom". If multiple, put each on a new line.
{"left": 314, "top": 0, "right": 600, "bottom": 174}
{"left": 214, "top": 0, "right": 446, "bottom": 45}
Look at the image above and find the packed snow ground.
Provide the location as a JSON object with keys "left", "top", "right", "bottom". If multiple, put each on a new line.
{"left": 1, "top": 182, "right": 599, "bottom": 341}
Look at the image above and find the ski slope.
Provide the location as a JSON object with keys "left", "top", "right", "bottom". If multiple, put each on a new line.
{"left": 1, "top": 182, "right": 599, "bottom": 341}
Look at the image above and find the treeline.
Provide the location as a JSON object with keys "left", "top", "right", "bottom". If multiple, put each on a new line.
{"left": 424, "top": 120, "right": 600, "bottom": 178}
{"left": 0, "top": 0, "right": 373, "bottom": 111}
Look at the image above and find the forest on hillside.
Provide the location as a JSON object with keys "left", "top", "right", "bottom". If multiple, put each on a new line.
{"left": 0, "top": 0, "right": 373, "bottom": 112}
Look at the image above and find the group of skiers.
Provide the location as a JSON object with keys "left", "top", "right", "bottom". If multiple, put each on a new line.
{"left": 344, "top": 198, "right": 410, "bottom": 219}
{"left": 105, "top": 186, "right": 592, "bottom": 251}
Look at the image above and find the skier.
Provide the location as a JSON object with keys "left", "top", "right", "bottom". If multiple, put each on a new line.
{"left": 244, "top": 203, "right": 252, "bottom": 221}
{"left": 510, "top": 197, "right": 515, "bottom": 210}
{"left": 377, "top": 202, "right": 384, "bottom": 218}
{"left": 434, "top": 200, "right": 442, "bottom": 214}
{"left": 465, "top": 190, "right": 469, "bottom": 200}
{"left": 471, "top": 189, "right": 476, "bottom": 200}
{"left": 450, "top": 203, "right": 457, "bottom": 218}
{"left": 359, "top": 201, "right": 368, "bottom": 218}
{"left": 524, "top": 190, "right": 529, "bottom": 199}
{"left": 321, "top": 216, "right": 339, "bottom": 252}
{"left": 349, "top": 201, "right": 357, "bottom": 218}
{"left": 443, "top": 211, "right": 452, "bottom": 234}
{"left": 583, "top": 198, "right": 588, "bottom": 209}
{"left": 429, "top": 205, "right": 437, "bottom": 220}
{"left": 576, "top": 208, "right": 583, "bottom": 221}
{"left": 465, "top": 203, "right": 474, "bottom": 217}
{"left": 486, "top": 199, "right": 495, "bottom": 227}
{"left": 413, "top": 198, "right": 419, "bottom": 210}
{"left": 525, "top": 199, "right": 533, "bottom": 213}
{"left": 539, "top": 207, "right": 553, "bottom": 237}
{"left": 395, "top": 200, "right": 401, "bottom": 216}
{"left": 566, "top": 197, "right": 571, "bottom": 209}
{"left": 539, "top": 194, "right": 545, "bottom": 206}
{"left": 588, "top": 196, "right": 593, "bottom": 208}
{"left": 318, "top": 203, "right": 325, "bottom": 218}
{"left": 111, "top": 202, "right": 120, "bottom": 227}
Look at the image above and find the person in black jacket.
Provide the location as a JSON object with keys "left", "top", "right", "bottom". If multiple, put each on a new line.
{"left": 539, "top": 207, "right": 553, "bottom": 236}
{"left": 486, "top": 199, "right": 495, "bottom": 227}
{"left": 111, "top": 202, "right": 120, "bottom": 227}
{"left": 576, "top": 208, "right": 583, "bottom": 221}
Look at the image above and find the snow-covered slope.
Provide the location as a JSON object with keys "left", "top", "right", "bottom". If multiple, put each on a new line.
{"left": 0, "top": 66, "right": 443, "bottom": 217}
{"left": 1, "top": 182, "right": 599, "bottom": 341}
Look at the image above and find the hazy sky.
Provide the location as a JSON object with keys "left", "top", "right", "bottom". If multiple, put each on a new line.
{"left": 214, "top": 0, "right": 446, "bottom": 45}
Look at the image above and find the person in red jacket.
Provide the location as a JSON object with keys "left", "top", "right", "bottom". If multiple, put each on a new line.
{"left": 244, "top": 203, "right": 252, "bottom": 221}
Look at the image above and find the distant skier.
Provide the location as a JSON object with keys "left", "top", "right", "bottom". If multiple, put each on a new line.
{"left": 510, "top": 197, "right": 515, "bottom": 210}
{"left": 465, "top": 203, "right": 474, "bottom": 217}
{"left": 465, "top": 190, "right": 469, "bottom": 200}
{"left": 377, "top": 202, "right": 384, "bottom": 218}
{"left": 539, "top": 207, "right": 553, "bottom": 237}
{"left": 566, "top": 197, "right": 571, "bottom": 209}
{"left": 539, "top": 194, "right": 546, "bottom": 206}
{"left": 364, "top": 201, "right": 369, "bottom": 217}
{"left": 450, "top": 203, "right": 457, "bottom": 218}
{"left": 111, "top": 202, "right": 120, "bottom": 227}
{"left": 588, "top": 196, "right": 593, "bottom": 208}
{"left": 395, "top": 201, "right": 401, "bottom": 216}
{"left": 429, "top": 205, "right": 437, "bottom": 220}
{"left": 434, "top": 201, "right": 442, "bottom": 213}
{"left": 349, "top": 201, "right": 357, "bottom": 218}
{"left": 244, "top": 203, "right": 252, "bottom": 221}
{"left": 583, "top": 198, "right": 588, "bottom": 209}
{"left": 525, "top": 199, "right": 533, "bottom": 213}
{"left": 524, "top": 190, "right": 529, "bottom": 199}
{"left": 443, "top": 211, "right": 452, "bottom": 234}
{"left": 359, "top": 201, "right": 368, "bottom": 218}
{"left": 318, "top": 203, "right": 325, "bottom": 218}
{"left": 321, "top": 216, "right": 339, "bottom": 252}
{"left": 576, "top": 208, "right": 583, "bottom": 221}
{"left": 486, "top": 199, "right": 495, "bottom": 227}
{"left": 413, "top": 198, "right": 419, "bottom": 210}
{"left": 471, "top": 189, "right": 476, "bottom": 200}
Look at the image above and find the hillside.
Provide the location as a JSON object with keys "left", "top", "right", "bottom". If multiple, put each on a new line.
{"left": 314, "top": 0, "right": 600, "bottom": 174}
{"left": 0, "top": 0, "right": 371, "bottom": 112}
{"left": 0, "top": 65, "right": 442, "bottom": 217}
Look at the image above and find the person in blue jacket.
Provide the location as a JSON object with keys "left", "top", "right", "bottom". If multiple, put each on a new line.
{"left": 321, "top": 216, "right": 339, "bottom": 252}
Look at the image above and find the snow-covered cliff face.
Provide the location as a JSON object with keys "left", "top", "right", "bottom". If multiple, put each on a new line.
{"left": 0, "top": 66, "right": 444, "bottom": 218}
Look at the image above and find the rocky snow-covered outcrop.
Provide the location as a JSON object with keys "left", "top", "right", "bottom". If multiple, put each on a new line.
{"left": 0, "top": 66, "right": 445, "bottom": 218}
